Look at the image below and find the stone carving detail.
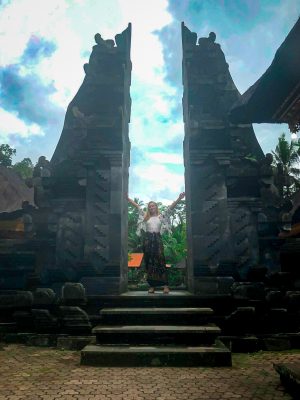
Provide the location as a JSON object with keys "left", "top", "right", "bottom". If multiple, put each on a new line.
{"left": 56, "top": 212, "right": 84, "bottom": 268}
{"left": 87, "top": 169, "right": 110, "bottom": 266}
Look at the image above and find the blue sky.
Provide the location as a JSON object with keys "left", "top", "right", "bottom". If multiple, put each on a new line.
{"left": 0, "top": 0, "right": 299, "bottom": 203}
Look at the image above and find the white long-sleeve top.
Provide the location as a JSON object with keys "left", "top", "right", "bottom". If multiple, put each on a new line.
{"left": 136, "top": 208, "right": 172, "bottom": 236}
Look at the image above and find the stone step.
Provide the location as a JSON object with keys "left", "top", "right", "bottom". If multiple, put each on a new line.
{"left": 100, "top": 307, "right": 214, "bottom": 315}
{"left": 99, "top": 307, "right": 214, "bottom": 325}
{"left": 93, "top": 324, "right": 221, "bottom": 345}
{"left": 84, "top": 292, "right": 234, "bottom": 315}
{"left": 81, "top": 343, "right": 232, "bottom": 367}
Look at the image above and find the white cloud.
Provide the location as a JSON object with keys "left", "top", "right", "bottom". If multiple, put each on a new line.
{"left": 119, "top": 0, "right": 172, "bottom": 81}
{"left": 148, "top": 152, "right": 183, "bottom": 164}
{"left": 130, "top": 162, "right": 184, "bottom": 203}
{"left": 0, "top": 107, "right": 43, "bottom": 140}
{"left": 0, "top": 0, "right": 67, "bottom": 65}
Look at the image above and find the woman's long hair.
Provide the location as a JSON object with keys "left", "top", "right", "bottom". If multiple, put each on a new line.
{"left": 143, "top": 201, "right": 160, "bottom": 222}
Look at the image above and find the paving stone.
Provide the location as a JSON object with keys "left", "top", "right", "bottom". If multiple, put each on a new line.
{"left": 0, "top": 343, "right": 297, "bottom": 399}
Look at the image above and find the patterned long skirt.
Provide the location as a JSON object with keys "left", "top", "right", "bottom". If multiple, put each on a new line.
{"left": 143, "top": 232, "right": 168, "bottom": 287}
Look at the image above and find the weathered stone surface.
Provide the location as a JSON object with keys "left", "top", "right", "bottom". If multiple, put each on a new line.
{"left": 26, "top": 334, "right": 57, "bottom": 347}
{"left": 220, "top": 335, "right": 261, "bottom": 353}
{"left": 265, "top": 290, "right": 285, "bottom": 307}
{"left": 0, "top": 290, "right": 33, "bottom": 309}
{"left": 32, "top": 288, "right": 57, "bottom": 306}
{"left": 57, "top": 335, "right": 95, "bottom": 350}
{"left": 263, "top": 337, "right": 291, "bottom": 351}
{"left": 0, "top": 322, "right": 17, "bottom": 334}
{"left": 267, "top": 272, "right": 293, "bottom": 289}
{"left": 224, "top": 307, "right": 256, "bottom": 334}
{"left": 194, "top": 277, "right": 234, "bottom": 295}
{"left": 0, "top": 26, "right": 132, "bottom": 297}
{"left": 285, "top": 291, "right": 300, "bottom": 308}
{"left": 61, "top": 282, "right": 86, "bottom": 303}
{"left": 293, "top": 279, "right": 300, "bottom": 289}
{"left": 262, "top": 308, "right": 293, "bottom": 333}
{"left": 12, "top": 310, "right": 34, "bottom": 331}
{"left": 181, "top": 24, "right": 264, "bottom": 287}
{"left": 216, "top": 261, "right": 240, "bottom": 280}
{"left": 231, "top": 282, "right": 265, "bottom": 300}
{"left": 59, "top": 306, "right": 91, "bottom": 333}
{"left": 2, "top": 332, "right": 34, "bottom": 344}
{"left": 80, "top": 276, "right": 120, "bottom": 295}
{"left": 31, "top": 309, "right": 59, "bottom": 332}
{"left": 247, "top": 266, "right": 268, "bottom": 282}
{"left": 274, "top": 362, "right": 300, "bottom": 397}
{"left": 43, "top": 26, "right": 132, "bottom": 295}
{"left": 81, "top": 344, "right": 232, "bottom": 367}
{"left": 93, "top": 324, "right": 220, "bottom": 346}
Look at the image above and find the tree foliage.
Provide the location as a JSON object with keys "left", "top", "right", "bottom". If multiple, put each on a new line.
{"left": 12, "top": 157, "right": 34, "bottom": 179}
{"left": 272, "top": 133, "right": 300, "bottom": 196}
{"left": 0, "top": 144, "right": 16, "bottom": 167}
{"left": 128, "top": 197, "right": 145, "bottom": 253}
{"left": 0, "top": 143, "right": 34, "bottom": 179}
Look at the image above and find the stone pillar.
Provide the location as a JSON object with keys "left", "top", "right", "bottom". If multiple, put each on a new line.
{"left": 182, "top": 23, "right": 264, "bottom": 288}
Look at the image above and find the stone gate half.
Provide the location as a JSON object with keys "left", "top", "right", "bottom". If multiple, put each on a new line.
{"left": 182, "top": 23, "right": 265, "bottom": 290}
{"left": 38, "top": 25, "right": 132, "bottom": 295}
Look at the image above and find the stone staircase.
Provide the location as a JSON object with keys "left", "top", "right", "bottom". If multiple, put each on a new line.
{"left": 81, "top": 298, "right": 231, "bottom": 367}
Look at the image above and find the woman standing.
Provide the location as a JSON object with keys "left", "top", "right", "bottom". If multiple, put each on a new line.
{"left": 127, "top": 192, "right": 185, "bottom": 294}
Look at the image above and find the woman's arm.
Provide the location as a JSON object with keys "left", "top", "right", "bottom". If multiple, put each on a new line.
{"left": 127, "top": 194, "right": 141, "bottom": 210}
{"left": 169, "top": 192, "right": 185, "bottom": 210}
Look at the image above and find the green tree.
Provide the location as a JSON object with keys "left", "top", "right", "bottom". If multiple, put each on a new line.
{"left": 128, "top": 197, "right": 144, "bottom": 253}
{"left": 0, "top": 144, "right": 16, "bottom": 167}
{"left": 272, "top": 133, "right": 300, "bottom": 196}
{"left": 12, "top": 157, "right": 34, "bottom": 179}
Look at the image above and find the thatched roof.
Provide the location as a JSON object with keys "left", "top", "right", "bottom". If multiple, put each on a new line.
{"left": 0, "top": 166, "right": 34, "bottom": 213}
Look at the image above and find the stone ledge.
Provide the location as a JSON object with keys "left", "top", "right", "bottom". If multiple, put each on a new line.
{"left": 80, "top": 344, "right": 232, "bottom": 367}
{"left": 274, "top": 362, "right": 300, "bottom": 398}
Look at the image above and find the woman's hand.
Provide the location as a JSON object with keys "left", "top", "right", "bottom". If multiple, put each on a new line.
{"left": 169, "top": 192, "right": 185, "bottom": 210}
{"left": 127, "top": 194, "right": 141, "bottom": 209}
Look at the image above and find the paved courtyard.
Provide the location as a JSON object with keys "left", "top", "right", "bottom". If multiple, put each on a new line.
{"left": 0, "top": 343, "right": 299, "bottom": 399}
